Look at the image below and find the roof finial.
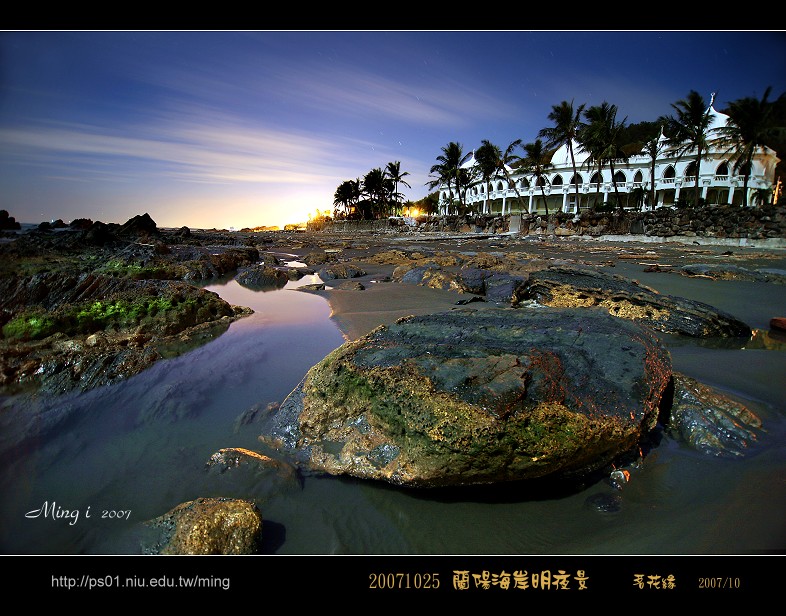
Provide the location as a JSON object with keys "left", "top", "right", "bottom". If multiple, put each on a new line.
{"left": 710, "top": 92, "right": 716, "bottom": 107}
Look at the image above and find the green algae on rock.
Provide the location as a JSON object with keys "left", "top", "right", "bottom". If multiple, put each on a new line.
{"left": 265, "top": 306, "right": 672, "bottom": 488}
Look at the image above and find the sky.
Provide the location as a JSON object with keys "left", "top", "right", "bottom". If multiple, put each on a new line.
{"left": 1, "top": 30, "right": 785, "bottom": 230}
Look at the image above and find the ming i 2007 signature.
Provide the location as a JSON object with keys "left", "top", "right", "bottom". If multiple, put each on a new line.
{"left": 25, "top": 501, "right": 131, "bottom": 526}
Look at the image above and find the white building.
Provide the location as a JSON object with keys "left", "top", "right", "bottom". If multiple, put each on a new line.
{"left": 439, "top": 102, "right": 780, "bottom": 216}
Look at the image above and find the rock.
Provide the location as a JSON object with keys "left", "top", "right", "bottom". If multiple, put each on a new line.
{"left": 0, "top": 210, "right": 21, "bottom": 231}
{"left": 392, "top": 264, "right": 493, "bottom": 295}
{"left": 235, "top": 265, "right": 288, "bottom": 290}
{"left": 484, "top": 273, "right": 528, "bottom": 304}
{"left": 83, "top": 221, "right": 116, "bottom": 246}
{"left": 0, "top": 275, "right": 245, "bottom": 393}
{"left": 335, "top": 281, "right": 365, "bottom": 291}
{"left": 680, "top": 264, "right": 786, "bottom": 284}
{"left": 206, "top": 447, "right": 300, "bottom": 485}
{"left": 295, "top": 283, "right": 325, "bottom": 293}
{"left": 265, "top": 306, "right": 672, "bottom": 488}
{"left": 145, "top": 497, "right": 262, "bottom": 555}
{"left": 303, "top": 251, "right": 337, "bottom": 266}
{"left": 770, "top": 317, "right": 786, "bottom": 332}
{"left": 317, "top": 263, "right": 366, "bottom": 280}
{"left": 667, "top": 373, "right": 762, "bottom": 458}
{"left": 117, "top": 213, "right": 158, "bottom": 238}
{"left": 608, "top": 469, "right": 630, "bottom": 490}
{"left": 522, "top": 266, "right": 751, "bottom": 338}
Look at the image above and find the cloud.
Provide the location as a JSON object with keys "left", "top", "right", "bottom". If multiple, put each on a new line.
{"left": 0, "top": 112, "right": 381, "bottom": 188}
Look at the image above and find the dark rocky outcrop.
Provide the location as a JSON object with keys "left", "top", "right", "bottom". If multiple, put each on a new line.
{"left": 317, "top": 263, "right": 366, "bottom": 281}
{"left": 235, "top": 265, "right": 289, "bottom": 290}
{"left": 0, "top": 210, "right": 21, "bottom": 231}
{"left": 263, "top": 306, "right": 672, "bottom": 488}
{"left": 392, "top": 264, "right": 493, "bottom": 295}
{"left": 145, "top": 497, "right": 262, "bottom": 555}
{"left": 521, "top": 266, "right": 751, "bottom": 337}
{"left": 0, "top": 273, "right": 250, "bottom": 393}
{"left": 117, "top": 213, "right": 158, "bottom": 238}
{"left": 679, "top": 264, "right": 786, "bottom": 284}
{"left": 667, "top": 373, "right": 763, "bottom": 458}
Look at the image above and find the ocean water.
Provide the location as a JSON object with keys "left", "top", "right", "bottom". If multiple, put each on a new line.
{"left": 1, "top": 256, "right": 785, "bottom": 556}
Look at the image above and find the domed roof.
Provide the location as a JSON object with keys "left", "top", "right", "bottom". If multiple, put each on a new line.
{"left": 549, "top": 139, "right": 591, "bottom": 167}
{"left": 707, "top": 104, "right": 730, "bottom": 133}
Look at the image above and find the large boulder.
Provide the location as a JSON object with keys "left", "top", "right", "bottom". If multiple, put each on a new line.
{"left": 522, "top": 266, "right": 751, "bottom": 337}
{"left": 667, "top": 373, "right": 762, "bottom": 457}
{"left": 263, "top": 306, "right": 672, "bottom": 488}
{"left": 145, "top": 497, "right": 262, "bottom": 555}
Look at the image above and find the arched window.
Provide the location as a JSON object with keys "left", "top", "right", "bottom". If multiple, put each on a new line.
{"left": 480, "top": 185, "right": 485, "bottom": 193}
{"left": 552, "top": 174, "right": 563, "bottom": 186}
{"left": 663, "top": 166, "right": 676, "bottom": 179}
{"left": 684, "top": 161, "right": 697, "bottom": 177}
{"left": 716, "top": 162, "right": 729, "bottom": 176}
{"left": 569, "top": 174, "right": 583, "bottom": 185}
{"left": 590, "top": 171, "right": 602, "bottom": 184}
{"left": 633, "top": 170, "right": 643, "bottom": 184}
{"left": 613, "top": 171, "right": 626, "bottom": 184}
{"left": 520, "top": 178, "right": 530, "bottom": 189}
{"left": 536, "top": 176, "right": 547, "bottom": 187}
{"left": 497, "top": 181, "right": 504, "bottom": 191}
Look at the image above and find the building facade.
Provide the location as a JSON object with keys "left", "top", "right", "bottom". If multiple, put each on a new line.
{"left": 439, "top": 103, "right": 780, "bottom": 216}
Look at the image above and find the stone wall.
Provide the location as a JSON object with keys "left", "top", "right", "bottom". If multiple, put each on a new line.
{"left": 308, "top": 206, "right": 786, "bottom": 244}
{"left": 517, "top": 205, "right": 786, "bottom": 242}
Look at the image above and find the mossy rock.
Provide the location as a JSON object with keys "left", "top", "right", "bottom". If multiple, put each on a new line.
{"left": 266, "top": 306, "right": 672, "bottom": 487}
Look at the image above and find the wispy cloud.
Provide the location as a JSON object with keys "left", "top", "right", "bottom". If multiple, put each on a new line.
{"left": 0, "top": 110, "right": 382, "bottom": 187}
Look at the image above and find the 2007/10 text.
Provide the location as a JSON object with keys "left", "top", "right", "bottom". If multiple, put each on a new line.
{"left": 369, "top": 572, "right": 440, "bottom": 589}
{"left": 698, "top": 577, "right": 741, "bottom": 589}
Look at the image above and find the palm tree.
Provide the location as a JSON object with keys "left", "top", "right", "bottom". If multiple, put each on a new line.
{"left": 427, "top": 142, "right": 471, "bottom": 215}
{"left": 641, "top": 128, "right": 666, "bottom": 209}
{"left": 519, "top": 139, "right": 553, "bottom": 216}
{"left": 580, "top": 102, "right": 628, "bottom": 209}
{"left": 496, "top": 140, "right": 526, "bottom": 212}
{"left": 333, "top": 179, "right": 360, "bottom": 218}
{"left": 474, "top": 139, "right": 526, "bottom": 213}
{"left": 474, "top": 140, "right": 504, "bottom": 214}
{"left": 716, "top": 87, "right": 784, "bottom": 207}
{"left": 362, "top": 167, "right": 388, "bottom": 218}
{"left": 385, "top": 161, "right": 412, "bottom": 215}
{"left": 539, "top": 99, "right": 586, "bottom": 213}
{"left": 663, "top": 90, "right": 715, "bottom": 208}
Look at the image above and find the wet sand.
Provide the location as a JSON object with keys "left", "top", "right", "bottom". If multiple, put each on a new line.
{"left": 286, "top": 232, "right": 786, "bottom": 342}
